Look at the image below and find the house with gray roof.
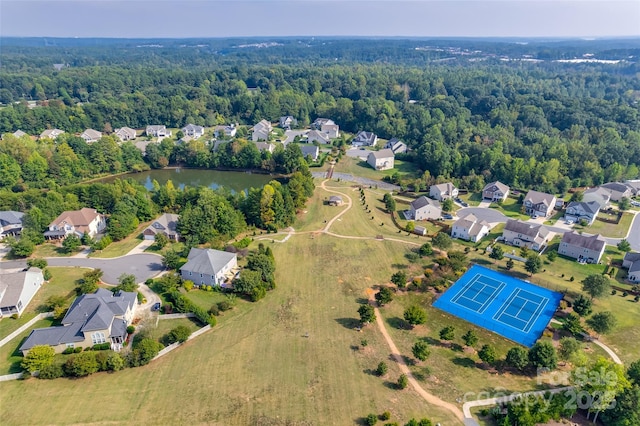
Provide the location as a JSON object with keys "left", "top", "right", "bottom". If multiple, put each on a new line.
{"left": 180, "top": 248, "right": 238, "bottom": 287}
{"left": 12, "top": 130, "right": 27, "bottom": 138}
{"left": 408, "top": 196, "right": 442, "bottom": 221}
{"left": 306, "top": 129, "right": 331, "bottom": 144}
{"left": 143, "top": 213, "right": 180, "bottom": 241}
{"left": 39, "top": 128, "right": 64, "bottom": 139}
{"left": 352, "top": 131, "right": 378, "bottom": 147}
{"left": 252, "top": 119, "right": 273, "bottom": 141}
{"left": 600, "top": 182, "right": 634, "bottom": 202}
{"left": 279, "top": 116, "right": 297, "bottom": 129}
{"left": 367, "top": 149, "right": 395, "bottom": 171}
{"left": 429, "top": 182, "right": 458, "bottom": 201}
{"left": 80, "top": 128, "right": 102, "bottom": 143}
{"left": 182, "top": 124, "right": 205, "bottom": 138}
{"left": 214, "top": 124, "right": 237, "bottom": 139}
{"left": 312, "top": 118, "right": 335, "bottom": 129}
{"left": 146, "top": 125, "right": 171, "bottom": 138}
{"left": 559, "top": 231, "right": 606, "bottom": 264}
{"left": 300, "top": 144, "right": 320, "bottom": 161}
{"left": 623, "top": 252, "right": 640, "bottom": 283}
{"left": 523, "top": 190, "right": 557, "bottom": 218}
{"left": 483, "top": 181, "right": 510, "bottom": 202}
{"left": 583, "top": 187, "right": 611, "bottom": 209}
{"left": 19, "top": 288, "right": 137, "bottom": 354}
{"left": 565, "top": 201, "right": 601, "bottom": 225}
{"left": 114, "top": 127, "right": 137, "bottom": 142}
{"left": 0, "top": 211, "right": 24, "bottom": 237}
{"left": 254, "top": 142, "right": 275, "bottom": 153}
{"left": 502, "top": 219, "right": 551, "bottom": 252}
{"left": 452, "top": 214, "right": 491, "bottom": 242}
{"left": 384, "top": 138, "right": 407, "bottom": 154}
{"left": 0, "top": 268, "right": 44, "bottom": 318}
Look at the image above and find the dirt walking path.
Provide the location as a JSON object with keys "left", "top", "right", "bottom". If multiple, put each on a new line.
{"left": 367, "top": 289, "right": 466, "bottom": 423}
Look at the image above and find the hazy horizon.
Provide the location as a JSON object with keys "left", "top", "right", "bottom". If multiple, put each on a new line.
{"left": 1, "top": 1, "right": 639, "bottom": 39}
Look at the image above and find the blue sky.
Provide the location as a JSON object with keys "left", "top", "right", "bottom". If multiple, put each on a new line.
{"left": 1, "top": 1, "right": 639, "bottom": 38}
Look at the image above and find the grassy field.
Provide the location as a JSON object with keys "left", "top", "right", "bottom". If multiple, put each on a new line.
{"left": 333, "top": 155, "right": 419, "bottom": 181}
{"left": 146, "top": 318, "right": 202, "bottom": 342}
{"left": 90, "top": 221, "right": 150, "bottom": 258}
{"left": 488, "top": 198, "right": 529, "bottom": 220}
{"left": 0, "top": 267, "right": 86, "bottom": 340}
{"left": 573, "top": 211, "right": 634, "bottom": 238}
{"left": 31, "top": 242, "right": 76, "bottom": 258}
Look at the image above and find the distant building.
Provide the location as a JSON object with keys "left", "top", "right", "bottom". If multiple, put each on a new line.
{"left": 367, "top": 149, "right": 395, "bottom": 171}
{"left": 44, "top": 208, "right": 106, "bottom": 239}
{"left": 429, "top": 183, "right": 458, "bottom": 201}
{"left": 452, "top": 214, "right": 490, "bottom": 242}
{"left": 312, "top": 118, "right": 335, "bottom": 129}
{"left": 623, "top": 252, "right": 640, "bottom": 283}
{"left": 181, "top": 124, "right": 205, "bottom": 138}
{"left": 214, "top": 124, "right": 237, "bottom": 139}
{"left": 39, "top": 128, "right": 64, "bottom": 139}
{"left": 328, "top": 196, "right": 343, "bottom": 206}
{"left": 0, "top": 268, "right": 44, "bottom": 318}
{"left": 300, "top": 144, "right": 320, "bottom": 161}
{"left": 306, "top": 129, "right": 331, "bottom": 144}
{"left": 321, "top": 123, "right": 339, "bottom": 139}
{"left": 12, "top": 130, "right": 27, "bottom": 138}
{"left": 0, "top": 211, "right": 24, "bottom": 237}
{"left": 80, "top": 129, "right": 102, "bottom": 143}
{"left": 413, "top": 225, "right": 427, "bottom": 236}
{"left": 254, "top": 142, "right": 275, "bottom": 153}
{"left": 408, "top": 196, "right": 442, "bottom": 221}
{"left": 143, "top": 213, "right": 180, "bottom": 241}
{"left": 583, "top": 187, "right": 611, "bottom": 209}
{"left": 180, "top": 248, "right": 238, "bottom": 287}
{"left": 279, "top": 116, "right": 297, "bottom": 129}
{"left": 501, "top": 219, "right": 551, "bottom": 251}
{"left": 483, "top": 181, "right": 510, "bottom": 202}
{"left": 558, "top": 231, "right": 606, "bottom": 264}
{"left": 114, "top": 127, "right": 137, "bottom": 142}
{"left": 523, "top": 190, "right": 557, "bottom": 218}
{"left": 352, "top": 131, "right": 378, "bottom": 147}
{"left": 384, "top": 138, "right": 407, "bottom": 154}
{"left": 565, "top": 201, "right": 601, "bottom": 225}
{"left": 599, "top": 182, "right": 635, "bottom": 202}
{"left": 252, "top": 119, "right": 273, "bottom": 141}
{"left": 146, "top": 125, "right": 171, "bottom": 138}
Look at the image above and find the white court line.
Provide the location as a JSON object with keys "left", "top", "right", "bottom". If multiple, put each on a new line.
{"left": 494, "top": 288, "right": 551, "bottom": 333}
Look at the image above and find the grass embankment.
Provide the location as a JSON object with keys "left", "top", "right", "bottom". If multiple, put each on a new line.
{"left": 574, "top": 211, "right": 634, "bottom": 238}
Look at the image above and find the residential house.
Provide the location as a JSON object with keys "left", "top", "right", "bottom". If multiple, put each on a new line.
{"left": 0, "top": 211, "right": 24, "bottom": 237}
{"left": 622, "top": 252, "right": 640, "bottom": 283}
{"left": 312, "top": 118, "right": 335, "bottom": 129}
{"left": 558, "top": 231, "right": 606, "bottom": 264}
{"left": 44, "top": 208, "right": 106, "bottom": 239}
{"left": 624, "top": 180, "right": 640, "bottom": 196}
{"left": 352, "top": 131, "right": 378, "bottom": 147}
{"left": 182, "top": 124, "right": 205, "bottom": 138}
{"left": 321, "top": 123, "right": 339, "bottom": 139}
{"left": 180, "top": 248, "right": 238, "bottom": 287}
{"left": 251, "top": 119, "right": 272, "bottom": 141}
{"left": 451, "top": 214, "right": 491, "bottom": 242}
{"left": 178, "top": 135, "right": 194, "bottom": 144}
{"left": 12, "top": 130, "right": 27, "bottom": 138}
{"left": 214, "top": 124, "right": 237, "bottom": 139}
{"left": 384, "top": 137, "right": 407, "bottom": 154}
{"left": 143, "top": 213, "right": 180, "bottom": 241}
{"left": 279, "top": 116, "right": 297, "bottom": 129}
{"left": 0, "top": 268, "right": 44, "bottom": 318}
{"left": 254, "top": 142, "right": 275, "bottom": 153}
{"left": 300, "top": 144, "right": 320, "bottom": 161}
{"left": 19, "top": 288, "right": 137, "bottom": 354}
{"left": 482, "top": 181, "right": 510, "bottom": 202}
{"left": 39, "top": 128, "right": 64, "bottom": 139}
{"left": 367, "top": 149, "right": 395, "bottom": 171}
{"left": 429, "top": 183, "right": 458, "bottom": 201}
{"left": 81, "top": 129, "right": 102, "bottom": 143}
{"left": 146, "top": 125, "right": 171, "bottom": 137}
{"left": 583, "top": 187, "right": 611, "bottom": 209}
{"left": 599, "top": 182, "right": 634, "bottom": 202}
{"left": 523, "top": 190, "right": 557, "bottom": 218}
{"left": 565, "top": 201, "right": 601, "bottom": 225}
{"left": 114, "top": 127, "right": 137, "bottom": 142}
{"left": 306, "top": 129, "right": 331, "bottom": 144}
{"left": 408, "top": 196, "right": 442, "bottom": 221}
{"left": 328, "top": 196, "right": 343, "bottom": 206}
{"left": 502, "top": 219, "right": 551, "bottom": 251}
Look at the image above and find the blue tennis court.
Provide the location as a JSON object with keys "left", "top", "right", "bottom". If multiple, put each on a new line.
{"left": 433, "top": 265, "right": 562, "bottom": 347}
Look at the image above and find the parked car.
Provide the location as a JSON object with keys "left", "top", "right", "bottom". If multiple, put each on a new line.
{"left": 152, "top": 302, "right": 161, "bottom": 311}
{"left": 443, "top": 213, "right": 453, "bottom": 220}
{"left": 460, "top": 201, "right": 469, "bottom": 207}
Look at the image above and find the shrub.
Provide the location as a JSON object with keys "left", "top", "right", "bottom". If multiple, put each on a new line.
{"left": 623, "top": 291, "right": 629, "bottom": 297}
{"left": 376, "top": 361, "right": 388, "bottom": 376}
{"left": 217, "top": 300, "right": 233, "bottom": 312}
{"left": 397, "top": 374, "right": 408, "bottom": 389}
{"left": 365, "top": 413, "right": 378, "bottom": 426}
{"left": 62, "top": 347, "right": 74, "bottom": 355}
{"left": 612, "top": 289, "right": 617, "bottom": 296}
{"left": 91, "top": 343, "right": 111, "bottom": 351}
{"left": 208, "top": 304, "right": 220, "bottom": 316}
{"left": 21, "top": 345, "right": 56, "bottom": 373}
{"left": 10, "top": 313, "right": 18, "bottom": 319}
{"left": 106, "top": 353, "right": 125, "bottom": 371}
{"left": 64, "top": 352, "right": 99, "bottom": 377}
{"left": 74, "top": 347, "right": 83, "bottom": 353}
{"left": 38, "top": 363, "right": 64, "bottom": 380}
{"left": 380, "top": 411, "right": 391, "bottom": 421}
{"left": 126, "top": 325, "right": 135, "bottom": 334}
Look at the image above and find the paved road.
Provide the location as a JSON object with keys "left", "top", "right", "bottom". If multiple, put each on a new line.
{"left": 0, "top": 253, "right": 163, "bottom": 285}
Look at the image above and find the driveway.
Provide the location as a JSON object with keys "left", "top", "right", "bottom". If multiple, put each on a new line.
{"left": 344, "top": 148, "right": 369, "bottom": 161}
{"left": 0, "top": 253, "right": 163, "bottom": 285}
{"left": 457, "top": 207, "right": 507, "bottom": 225}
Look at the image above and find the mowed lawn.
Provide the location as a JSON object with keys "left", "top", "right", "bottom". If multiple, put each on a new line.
{"left": 0, "top": 238, "right": 459, "bottom": 424}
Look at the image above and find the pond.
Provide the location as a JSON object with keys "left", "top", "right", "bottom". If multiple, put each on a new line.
{"left": 99, "top": 168, "right": 274, "bottom": 193}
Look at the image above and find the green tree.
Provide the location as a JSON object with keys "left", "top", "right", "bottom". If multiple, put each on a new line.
{"left": 505, "top": 346, "right": 529, "bottom": 371}
{"left": 397, "top": 374, "right": 408, "bottom": 389}
{"left": 358, "top": 304, "right": 376, "bottom": 324}
{"left": 21, "top": 345, "right": 55, "bottom": 373}
{"left": 365, "top": 413, "right": 378, "bottom": 426}
{"left": 570, "top": 191, "right": 584, "bottom": 202}
{"left": 128, "top": 338, "right": 163, "bottom": 367}
{"left": 383, "top": 193, "right": 396, "bottom": 213}
{"left": 441, "top": 198, "right": 454, "bottom": 212}
{"left": 572, "top": 294, "right": 593, "bottom": 317}
{"left": 628, "top": 359, "right": 640, "bottom": 385}
{"left": 562, "top": 312, "right": 584, "bottom": 335}
{"left": 405, "top": 221, "right": 415, "bottom": 233}
{"left": 619, "top": 197, "right": 631, "bottom": 211}
{"left": 375, "top": 361, "right": 388, "bottom": 376}
{"left": 154, "top": 232, "right": 169, "bottom": 249}
{"left": 462, "top": 330, "right": 478, "bottom": 347}
{"left": 505, "top": 258, "right": 514, "bottom": 270}
{"left": 489, "top": 245, "right": 504, "bottom": 261}
{"left": 418, "top": 243, "right": 433, "bottom": 257}
{"left": 390, "top": 271, "right": 407, "bottom": 288}
{"left": 27, "top": 258, "right": 48, "bottom": 269}
{"left": 412, "top": 341, "right": 431, "bottom": 361}
{"left": 61, "top": 234, "right": 82, "bottom": 253}
{"left": 166, "top": 325, "right": 191, "bottom": 344}
{"left": 599, "top": 384, "right": 640, "bottom": 426}
{"left": 478, "top": 344, "right": 497, "bottom": 366}
{"left": 558, "top": 337, "right": 581, "bottom": 361}
{"left": 528, "top": 341, "right": 558, "bottom": 370}
{"left": 432, "top": 232, "right": 452, "bottom": 250}
{"left": 403, "top": 305, "right": 427, "bottom": 327}
{"left": 439, "top": 326, "right": 455, "bottom": 342}
{"left": 587, "top": 311, "right": 617, "bottom": 335}
{"left": 582, "top": 274, "right": 611, "bottom": 300}
{"left": 617, "top": 239, "right": 631, "bottom": 252}
{"left": 64, "top": 351, "right": 99, "bottom": 377}
{"left": 8, "top": 236, "right": 35, "bottom": 257}
{"left": 115, "top": 273, "right": 138, "bottom": 292}
{"left": 162, "top": 249, "right": 181, "bottom": 270}
{"left": 106, "top": 353, "right": 125, "bottom": 371}
{"left": 524, "top": 254, "right": 542, "bottom": 276}
{"left": 547, "top": 250, "right": 557, "bottom": 262}
{"left": 573, "top": 357, "right": 630, "bottom": 423}
{"left": 375, "top": 287, "right": 394, "bottom": 306}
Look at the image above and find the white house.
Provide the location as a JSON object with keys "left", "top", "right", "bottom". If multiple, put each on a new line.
{"left": 408, "top": 196, "right": 442, "bottom": 221}
{"left": 39, "top": 129, "right": 64, "bottom": 139}
{"left": 279, "top": 116, "right": 297, "bottom": 129}
{"left": 367, "top": 149, "right": 395, "bottom": 171}
{"left": 451, "top": 214, "right": 490, "bottom": 242}
{"left": 558, "top": 231, "right": 606, "bottom": 264}
{"left": 146, "top": 125, "right": 171, "bottom": 138}
{"left": 599, "top": 182, "right": 635, "bottom": 202}
{"left": 180, "top": 248, "right": 238, "bottom": 287}
{"left": 321, "top": 123, "right": 339, "bottom": 139}
{"left": 0, "top": 268, "right": 45, "bottom": 318}
{"left": 501, "top": 219, "right": 551, "bottom": 251}
{"left": 81, "top": 129, "right": 102, "bottom": 143}
{"left": 182, "top": 124, "right": 205, "bottom": 138}
{"left": 114, "top": 127, "right": 137, "bottom": 142}
{"left": 384, "top": 138, "right": 407, "bottom": 154}
{"left": 312, "top": 118, "right": 335, "bottom": 129}
{"left": 429, "top": 183, "right": 458, "bottom": 201}
{"left": 352, "top": 131, "right": 378, "bottom": 147}
{"left": 565, "top": 201, "right": 601, "bottom": 225}
{"left": 214, "top": 124, "right": 237, "bottom": 139}
{"left": 483, "top": 181, "right": 510, "bottom": 202}
{"left": 44, "top": 208, "right": 106, "bottom": 239}
{"left": 523, "top": 190, "right": 557, "bottom": 218}
{"left": 252, "top": 119, "right": 272, "bottom": 141}
{"left": 623, "top": 252, "right": 640, "bottom": 283}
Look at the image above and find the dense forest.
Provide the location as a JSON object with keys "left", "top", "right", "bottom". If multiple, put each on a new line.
{"left": 1, "top": 38, "right": 640, "bottom": 196}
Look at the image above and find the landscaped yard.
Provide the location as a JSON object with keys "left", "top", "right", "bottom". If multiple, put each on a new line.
{"left": 0, "top": 318, "right": 57, "bottom": 374}
{"left": 458, "top": 192, "right": 482, "bottom": 206}
{"left": 90, "top": 221, "right": 150, "bottom": 258}
{"left": 488, "top": 197, "right": 529, "bottom": 220}
{"left": 31, "top": 242, "right": 76, "bottom": 258}
{"left": 574, "top": 211, "right": 635, "bottom": 238}
{"left": 333, "top": 155, "right": 419, "bottom": 181}
{"left": 145, "top": 317, "right": 202, "bottom": 342}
